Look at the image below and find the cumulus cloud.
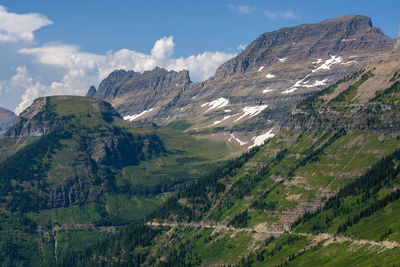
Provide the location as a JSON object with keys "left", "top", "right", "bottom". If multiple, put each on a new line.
{"left": 0, "top": 6, "right": 235, "bottom": 114}
{"left": 0, "top": 5, "right": 53, "bottom": 42}
{"left": 14, "top": 36, "right": 235, "bottom": 114}
{"left": 264, "top": 10, "right": 299, "bottom": 20}
{"left": 151, "top": 36, "right": 174, "bottom": 59}
{"left": 227, "top": 4, "right": 253, "bottom": 15}
{"left": 9, "top": 66, "right": 47, "bottom": 114}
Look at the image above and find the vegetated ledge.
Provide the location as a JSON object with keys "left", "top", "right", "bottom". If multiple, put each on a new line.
{"left": 281, "top": 103, "right": 400, "bottom": 132}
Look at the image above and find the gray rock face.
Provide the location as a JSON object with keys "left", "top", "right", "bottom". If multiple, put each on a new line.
{"left": 91, "top": 67, "right": 190, "bottom": 115}
{"left": 395, "top": 26, "right": 400, "bottom": 50}
{"left": 3, "top": 98, "right": 59, "bottom": 138}
{"left": 0, "top": 107, "right": 17, "bottom": 136}
{"left": 215, "top": 15, "right": 393, "bottom": 78}
{"left": 86, "top": 85, "right": 97, "bottom": 97}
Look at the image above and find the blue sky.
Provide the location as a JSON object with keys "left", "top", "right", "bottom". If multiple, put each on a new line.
{"left": 0, "top": 0, "right": 399, "bottom": 113}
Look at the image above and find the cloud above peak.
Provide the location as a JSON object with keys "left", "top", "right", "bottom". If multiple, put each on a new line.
{"left": 0, "top": 5, "right": 53, "bottom": 42}
{"left": 12, "top": 36, "right": 236, "bottom": 114}
{"left": 151, "top": 36, "right": 174, "bottom": 59}
{"left": 264, "top": 10, "right": 299, "bottom": 20}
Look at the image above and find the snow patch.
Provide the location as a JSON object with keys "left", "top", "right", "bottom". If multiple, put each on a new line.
{"left": 266, "top": 73, "right": 275, "bottom": 79}
{"left": 263, "top": 88, "right": 273, "bottom": 94}
{"left": 258, "top": 66, "right": 265, "bottom": 72}
{"left": 201, "top": 98, "right": 229, "bottom": 113}
{"left": 341, "top": 38, "right": 356, "bottom": 42}
{"left": 282, "top": 74, "right": 311, "bottom": 94}
{"left": 229, "top": 133, "right": 247, "bottom": 146}
{"left": 282, "top": 75, "right": 328, "bottom": 94}
{"left": 312, "top": 58, "right": 323, "bottom": 64}
{"left": 302, "top": 79, "right": 328, "bottom": 88}
{"left": 248, "top": 129, "right": 275, "bottom": 149}
{"left": 312, "top": 55, "right": 342, "bottom": 73}
{"left": 124, "top": 108, "right": 154, "bottom": 122}
{"left": 341, "top": 60, "right": 357, "bottom": 65}
{"left": 279, "top": 58, "right": 287, "bottom": 63}
{"left": 234, "top": 105, "right": 268, "bottom": 122}
{"left": 224, "top": 109, "right": 232, "bottom": 113}
{"left": 209, "top": 115, "right": 232, "bottom": 127}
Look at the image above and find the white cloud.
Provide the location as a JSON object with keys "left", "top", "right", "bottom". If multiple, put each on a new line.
{"left": 264, "top": 10, "right": 299, "bottom": 20}
{"left": 0, "top": 7, "right": 235, "bottom": 114}
{"left": 14, "top": 36, "right": 235, "bottom": 114}
{"left": 10, "top": 66, "right": 47, "bottom": 114}
{"left": 237, "top": 44, "right": 247, "bottom": 51}
{"left": 151, "top": 36, "right": 174, "bottom": 59}
{"left": 227, "top": 4, "right": 253, "bottom": 15}
{"left": 0, "top": 5, "right": 52, "bottom": 42}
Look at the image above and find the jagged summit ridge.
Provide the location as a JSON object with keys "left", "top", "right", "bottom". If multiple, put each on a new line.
{"left": 93, "top": 67, "right": 191, "bottom": 100}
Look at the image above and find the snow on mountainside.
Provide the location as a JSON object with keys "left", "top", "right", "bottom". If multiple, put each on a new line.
{"left": 89, "top": 15, "right": 395, "bottom": 151}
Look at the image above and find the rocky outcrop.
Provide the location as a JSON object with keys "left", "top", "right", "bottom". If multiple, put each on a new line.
{"left": 86, "top": 85, "right": 97, "bottom": 97}
{"left": 91, "top": 68, "right": 191, "bottom": 115}
{"left": 43, "top": 132, "right": 165, "bottom": 209}
{"left": 85, "top": 131, "right": 164, "bottom": 167}
{"left": 395, "top": 26, "right": 400, "bottom": 50}
{"left": 282, "top": 50, "right": 400, "bottom": 132}
{"left": 0, "top": 107, "right": 17, "bottom": 136}
{"left": 4, "top": 97, "right": 60, "bottom": 138}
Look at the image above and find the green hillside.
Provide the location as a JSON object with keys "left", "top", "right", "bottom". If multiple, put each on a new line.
{"left": 2, "top": 51, "right": 400, "bottom": 265}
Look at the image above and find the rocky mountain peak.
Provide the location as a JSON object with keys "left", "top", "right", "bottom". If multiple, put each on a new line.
{"left": 396, "top": 26, "right": 400, "bottom": 50}
{"left": 0, "top": 107, "right": 17, "bottom": 136}
{"left": 92, "top": 67, "right": 191, "bottom": 100}
{"left": 86, "top": 85, "right": 97, "bottom": 97}
{"left": 215, "top": 15, "right": 394, "bottom": 78}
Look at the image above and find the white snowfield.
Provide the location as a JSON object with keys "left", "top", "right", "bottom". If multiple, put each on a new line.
{"left": 266, "top": 73, "right": 275, "bottom": 79}
{"left": 279, "top": 58, "right": 287, "bottom": 63}
{"left": 229, "top": 133, "right": 247, "bottom": 146}
{"left": 258, "top": 66, "right": 265, "bottom": 72}
{"left": 234, "top": 105, "right": 268, "bottom": 122}
{"left": 123, "top": 108, "right": 154, "bottom": 122}
{"left": 248, "top": 129, "right": 275, "bottom": 149}
{"left": 282, "top": 74, "right": 311, "bottom": 94}
{"left": 201, "top": 98, "right": 229, "bottom": 113}
{"left": 302, "top": 78, "right": 328, "bottom": 88}
{"left": 312, "top": 55, "right": 342, "bottom": 73}
{"left": 312, "top": 58, "right": 323, "bottom": 64}
{"left": 341, "top": 38, "right": 356, "bottom": 42}
{"left": 282, "top": 54, "right": 357, "bottom": 94}
{"left": 263, "top": 88, "right": 273, "bottom": 94}
{"left": 209, "top": 115, "right": 232, "bottom": 127}
{"left": 282, "top": 75, "right": 328, "bottom": 94}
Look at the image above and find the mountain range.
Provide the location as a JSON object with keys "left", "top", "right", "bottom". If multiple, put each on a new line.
{"left": 1, "top": 15, "right": 400, "bottom": 266}
{"left": 88, "top": 15, "right": 394, "bottom": 151}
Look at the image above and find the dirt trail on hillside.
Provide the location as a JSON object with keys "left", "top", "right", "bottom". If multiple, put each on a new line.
{"left": 147, "top": 221, "right": 400, "bottom": 250}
